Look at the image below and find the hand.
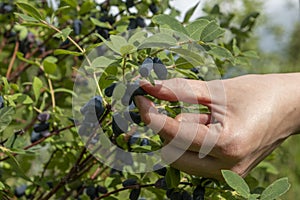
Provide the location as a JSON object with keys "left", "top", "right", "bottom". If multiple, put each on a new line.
{"left": 135, "top": 73, "right": 300, "bottom": 180}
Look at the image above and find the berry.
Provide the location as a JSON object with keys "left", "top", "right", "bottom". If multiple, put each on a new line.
{"left": 0, "top": 96, "right": 4, "bottom": 109}
{"left": 112, "top": 113, "right": 129, "bottom": 136}
{"left": 149, "top": 3, "right": 158, "bottom": 14}
{"left": 153, "top": 164, "right": 167, "bottom": 176}
{"left": 140, "top": 138, "right": 150, "bottom": 146}
{"left": 33, "top": 122, "right": 49, "bottom": 132}
{"left": 182, "top": 190, "right": 192, "bottom": 200}
{"left": 97, "top": 185, "right": 108, "bottom": 194}
{"left": 104, "top": 83, "right": 117, "bottom": 97}
{"left": 129, "top": 188, "right": 141, "bottom": 200}
{"left": 193, "top": 185, "right": 205, "bottom": 200}
{"left": 128, "top": 18, "right": 138, "bottom": 30}
{"left": 155, "top": 178, "right": 168, "bottom": 190}
{"left": 14, "top": 185, "right": 27, "bottom": 198}
{"left": 37, "top": 112, "right": 50, "bottom": 122}
{"left": 122, "top": 178, "right": 138, "bottom": 187}
{"left": 126, "top": 0, "right": 135, "bottom": 8}
{"left": 80, "top": 96, "right": 105, "bottom": 119}
{"left": 30, "top": 131, "right": 43, "bottom": 143}
{"left": 136, "top": 17, "right": 146, "bottom": 28}
{"left": 73, "top": 19, "right": 82, "bottom": 35}
{"left": 124, "top": 111, "right": 141, "bottom": 124}
{"left": 86, "top": 185, "right": 98, "bottom": 199}
{"left": 190, "top": 67, "right": 199, "bottom": 74}
{"left": 121, "top": 83, "right": 147, "bottom": 106}
{"left": 129, "top": 132, "right": 140, "bottom": 145}
{"left": 153, "top": 57, "right": 168, "bottom": 80}
{"left": 139, "top": 57, "right": 153, "bottom": 77}
{"left": 97, "top": 28, "right": 110, "bottom": 39}
{"left": 170, "top": 191, "right": 182, "bottom": 200}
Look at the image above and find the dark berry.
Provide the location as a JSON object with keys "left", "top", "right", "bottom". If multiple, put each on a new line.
{"left": 80, "top": 96, "right": 105, "bottom": 119}
{"left": 139, "top": 57, "right": 153, "bottom": 77}
{"left": 73, "top": 19, "right": 82, "bottom": 35}
{"left": 166, "top": 189, "right": 174, "bottom": 198}
{"left": 40, "top": 130, "right": 50, "bottom": 137}
{"left": 140, "top": 138, "right": 149, "bottom": 146}
{"left": 126, "top": 0, "right": 135, "bottom": 8}
{"left": 128, "top": 18, "right": 138, "bottom": 30}
{"left": 136, "top": 17, "right": 146, "bottom": 28}
{"left": 33, "top": 122, "right": 50, "bottom": 132}
{"left": 170, "top": 191, "right": 182, "bottom": 200}
{"left": 193, "top": 185, "right": 205, "bottom": 200}
{"left": 112, "top": 113, "right": 129, "bottom": 136}
{"left": 129, "top": 133, "right": 140, "bottom": 145}
{"left": 47, "top": 181, "right": 53, "bottom": 189}
{"left": 121, "top": 83, "right": 147, "bottom": 106}
{"left": 104, "top": 83, "right": 117, "bottom": 97}
{"left": 37, "top": 112, "right": 50, "bottom": 122}
{"left": 97, "top": 185, "right": 108, "bottom": 194}
{"left": 30, "top": 131, "right": 43, "bottom": 143}
{"left": 124, "top": 111, "right": 141, "bottom": 124}
{"left": 122, "top": 178, "right": 138, "bottom": 187}
{"left": 97, "top": 28, "right": 110, "bottom": 39}
{"left": 190, "top": 67, "right": 199, "bottom": 74}
{"left": 149, "top": 3, "right": 158, "bottom": 14}
{"left": 14, "top": 185, "right": 27, "bottom": 198}
{"left": 155, "top": 178, "right": 168, "bottom": 190}
{"left": 0, "top": 96, "right": 4, "bottom": 109}
{"left": 153, "top": 164, "right": 167, "bottom": 176}
{"left": 153, "top": 57, "right": 168, "bottom": 80}
{"left": 86, "top": 185, "right": 98, "bottom": 199}
{"left": 129, "top": 188, "right": 141, "bottom": 200}
{"left": 182, "top": 190, "right": 192, "bottom": 200}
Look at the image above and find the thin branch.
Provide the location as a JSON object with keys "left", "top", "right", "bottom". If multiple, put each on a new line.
{"left": 6, "top": 40, "right": 19, "bottom": 79}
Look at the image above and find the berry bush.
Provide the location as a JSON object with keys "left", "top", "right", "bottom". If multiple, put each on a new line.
{"left": 0, "top": 0, "right": 291, "bottom": 199}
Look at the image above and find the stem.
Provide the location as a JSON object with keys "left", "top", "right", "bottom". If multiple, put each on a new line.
{"left": 6, "top": 40, "right": 19, "bottom": 79}
{"left": 47, "top": 78, "right": 56, "bottom": 112}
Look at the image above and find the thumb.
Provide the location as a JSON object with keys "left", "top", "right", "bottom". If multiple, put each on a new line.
{"left": 140, "top": 78, "right": 211, "bottom": 105}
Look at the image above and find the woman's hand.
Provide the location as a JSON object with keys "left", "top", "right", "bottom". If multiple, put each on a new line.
{"left": 135, "top": 73, "right": 300, "bottom": 180}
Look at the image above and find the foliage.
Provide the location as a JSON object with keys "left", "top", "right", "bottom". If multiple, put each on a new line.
{"left": 0, "top": 0, "right": 290, "bottom": 199}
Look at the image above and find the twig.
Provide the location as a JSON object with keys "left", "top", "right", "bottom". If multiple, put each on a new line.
{"left": 6, "top": 40, "right": 19, "bottom": 79}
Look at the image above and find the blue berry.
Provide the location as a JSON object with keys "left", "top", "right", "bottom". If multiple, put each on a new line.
{"left": 153, "top": 57, "right": 167, "bottom": 80}
{"left": 139, "top": 57, "right": 153, "bottom": 77}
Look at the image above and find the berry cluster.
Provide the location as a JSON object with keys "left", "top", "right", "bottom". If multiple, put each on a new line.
{"left": 30, "top": 112, "right": 50, "bottom": 143}
{"left": 139, "top": 57, "right": 168, "bottom": 80}
{"left": 78, "top": 96, "right": 105, "bottom": 136}
{"left": 85, "top": 185, "right": 108, "bottom": 199}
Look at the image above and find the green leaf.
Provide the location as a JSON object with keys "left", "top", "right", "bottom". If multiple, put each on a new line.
{"left": 16, "top": 52, "right": 38, "bottom": 66}
{"left": 260, "top": 177, "right": 290, "bottom": 200}
{"left": 110, "top": 35, "right": 128, "bottom": 54}
{"left": 128, "top": 31, "right": 147, "bottom": 46}
{"left": 208, "top": 45, "right": 234, "bottom": 63}
{"left": 54, "top": 88, "right": 78, "bottom": 97}
{"left": 54, "top": 27, "right": 72, "bottom": 41}
{"left": 221, "top": 170, "right": 250, "bottom": 199}
{"left": 90, "top": 17, "right": 112, "bottom": 29}
{"left": 54, "top": 49, "right": 82, "bottom": 56}
{"left": 170, "top": 48, "right": 204, "bottom": 66}
{"left": 14, "top": 13, "right": 39, "bottom": 22}
{"left": 138, "top": 33, "right": 177, "bottom": 49}
{"left": 186, "top": 19, "right": 210, "bottom": 41}
{"left": 10, "top": 94, "right": 33, "bottom": 105}
{"left": 120, "top": 45, "right": 136, "bottom": 56}
{"left": 0, "top": 107, "right": 14, "bottom": 132}
{"left": 175, "top": 57, "right": 194, "bottom": 69}
{"left": 43, "top": 56, "right": 58, "bottom": 74}
{"left": 183, "top": 2, "right": 200, "bottom": 23}
{"left": 62, "top": 0, "right": 77, "bottom": 8}
{"left": 33, "top": 77, "right": 43, "bottom": 101}
{"left": 112, "top": 83, "right": 126, "bottom": 101}
{"left": 200, "top": 21, "right": 225, "bottom": 42}
{"left": 152, "top": 14, "right": 188, "bottom": 35}
{"left": 91, "top": 56, "right": 116, "bottom": 68}
{"left": 95, "top": 34, "right": 121, "bottom": 55}
{"left": 242, "top": 50, "right": 259, "bottom": 59}
{"left": 165, "top": 167, "right": 181, "bottom": 188}
{"left": 16, "top": 2, "right": 43, "bottom": 20}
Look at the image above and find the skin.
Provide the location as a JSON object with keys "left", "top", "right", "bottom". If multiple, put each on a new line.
{"left": 135, "top": 73, "right": 300, "bottom": 180}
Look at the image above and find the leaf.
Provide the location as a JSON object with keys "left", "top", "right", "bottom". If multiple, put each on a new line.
{"left": 54, "top": 27, "right": 72, "bottom": 41}
{"left": 165, "top": 167, "right": 180, "bottom": 188}
{"left": 260, "top": 177, "right": 290, "bottom": 200}
{"left": 110, "top": 35, "right": 128, "bottom": 54}
{"left": 90, "top": 17, "right": 112, "bottom": 29}
{"left": 54, "top": 49, "right": 82, "bottom": 56}
{"left": 128, "top": 31, "right": 147, "bottom": 46}
{"left": 10, "top": 94, "right": 33, "bottom": 105}
{"left": 152, "top": 14, "right": 188, "bottom": 35}
{"left": 200, "top": 21, "right": 225, "bottom": 42}
{"left": 14, "top": 13, "right": 39, "bottom": 22}
{"left": 222, "top": 170, "right": 250, "bottom": 199}
{"left": 175, "top": 57, "right": 194, "bottom": 69}
{"left": 91, "top": 56, "right": 116, "bottom": 68}
{"left": 183, "top": 2, "right": 200, "bottom": 23}
{"left": 186, "top": 19, "right": 210, "bottom": 41}
{"left": 138, "top": 33, "right": 177, "bottom": 49}
{"left": 120, "top": 45, "right": 136, "bottom": 56}
{"left": 62, "top": 0, "right": 77, "bottom": 8}
{"left": 16, "top": 2, "right": 43, "bottom": 20}
{"left": 33, "top": 77, "right": 43, "bottom": 101}
{"left": 43, "top": 56, "right": 58, "bottom": 74}
{"left": 242, "top": 50, "right": 259, "bottom": 59}
{"left": 0, "top": 107, "right": 14, "bottom": 132}
{"left": 112, "top": 83, "right": 126, "bottom": 101}
{"left": 16, "top": 52, "right": 38, "bottom": 66}
{"left": 170, "top": 48, "right": 204, "bottom": 66}
{"left": 208, "top": 45, "right": 234, "bottom": 63}
{"left": 95, "top": 34, "right": 121, "bottom": 55}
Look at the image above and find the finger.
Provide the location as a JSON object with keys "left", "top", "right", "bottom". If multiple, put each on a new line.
{"left": 135, "top": 96, "right": 222, "bottom": 157}
{"left": 175, "top": 113, "right": 212, "bottom": 124}
{"left": 161, "top": 144, "right": 224, "bottom": 180}
{"left": 140, "top": 78, "right": 211, "bottom": 105}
